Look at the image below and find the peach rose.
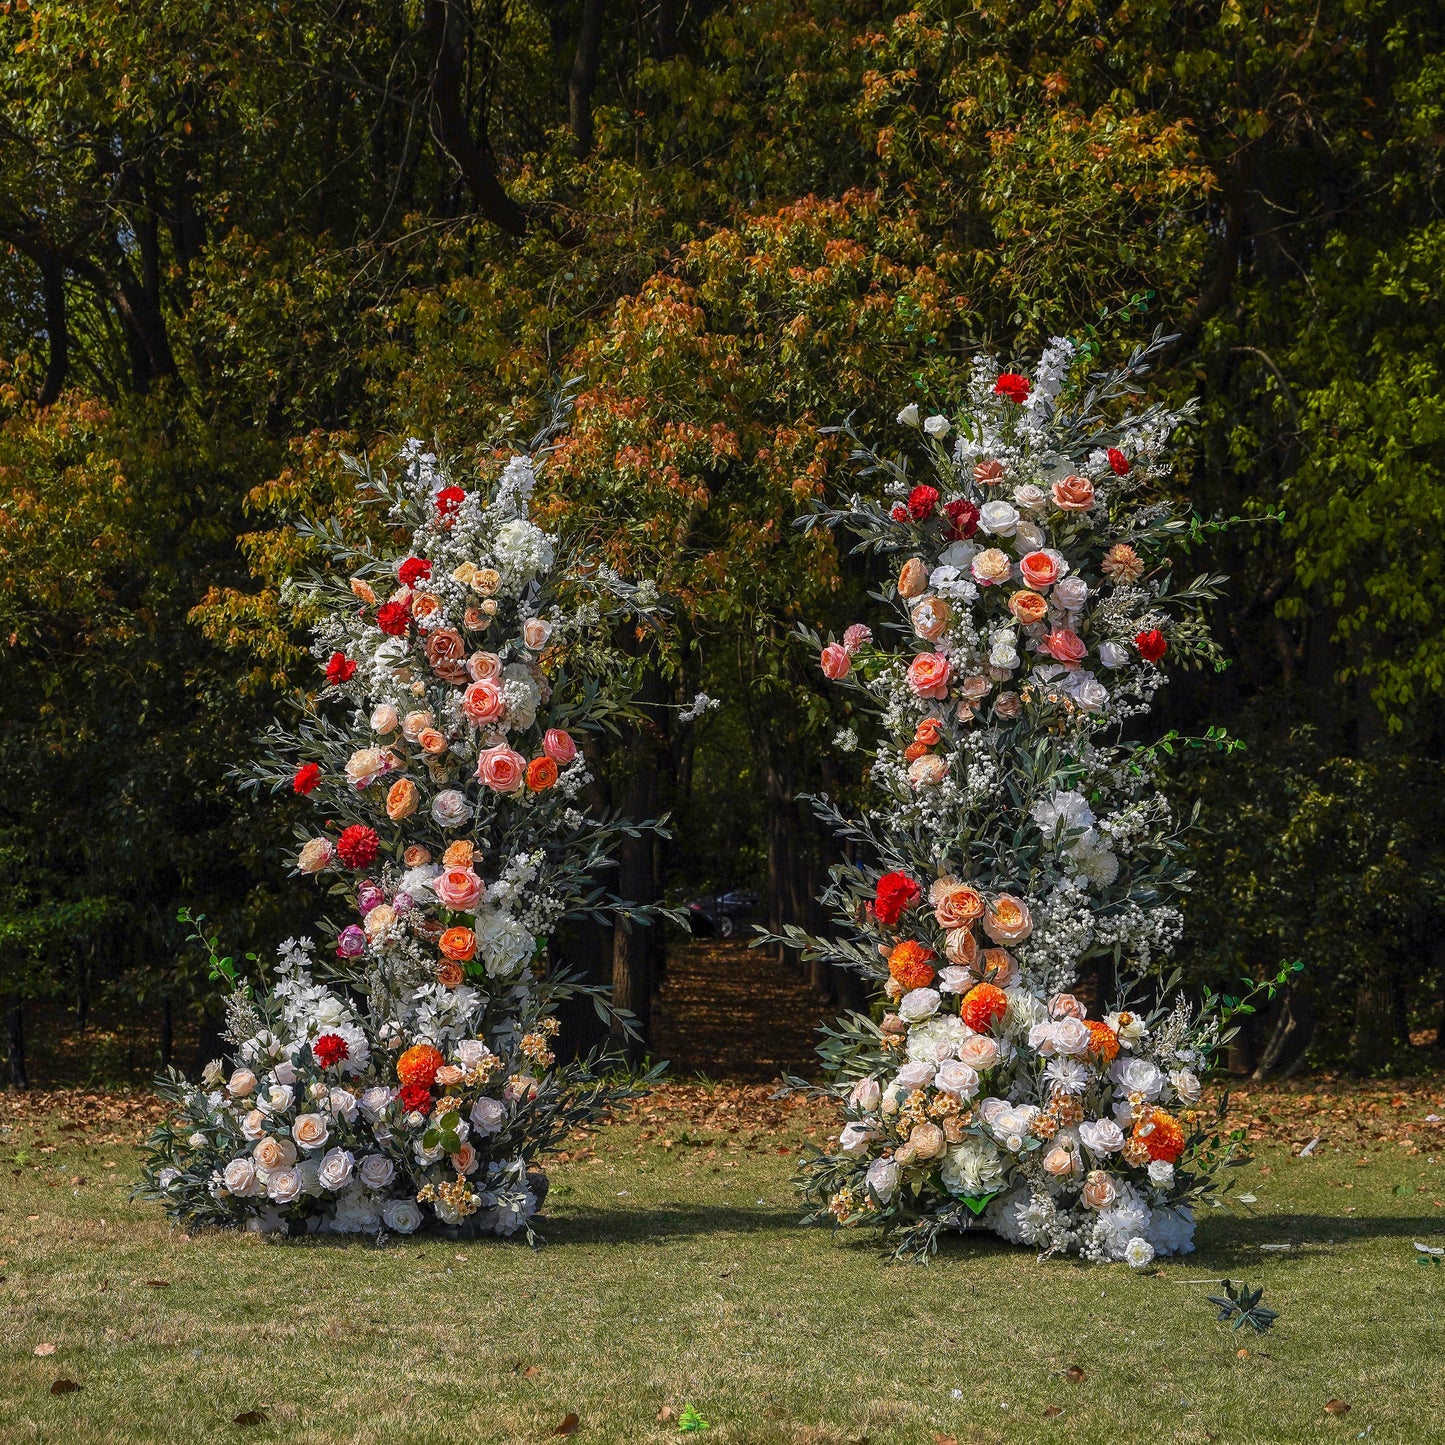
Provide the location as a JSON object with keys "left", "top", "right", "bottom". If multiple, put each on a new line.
{"left": 363, "top": 904, "right": 396, "bottom": 942}
{"left": 344, "top": 747, "right": 389, "bottom": 787}
{"left": 467, "top": 650, "right": 503, "bottom": 682}
{"left": 402, "top": 845, "right": 433, "bottom": 867}
{"left": 297, "top": 838, "right": 333, "bottom": 873}
{"left": 432, "top": 866, "right": 483, "bottom": 911}
{"left": 350, "top": 576, "right": 377, "bottom": 605}
{"left": 932, "top": 879, "right": 985, "bottom": 930}
{"left": 1008, "top": 590, "right": 1048, "bottom": 626}
{"left": 425, "top": 627, "right": 468, "bottom": 682}
{"left": 416, "top": 727, "right": 449, "bottom": 756}
{"left": 973, "top": 459, "right": 1005, "bottom": 486}
{"left": 1082, "top": 1169, "right": 1118, "bottom": 1210}
{"left": 1049, "top": 992, "right": 1086, "bottom": 1020}
{"left": 908, "top": 1122, "right": 947, "bottom": 1160}
{"left": 1041, "top": 628, "right": 1087, "bottom": 669}
{"left": 820, "top": 644, "right": 851, "bottom": 681}
{"left": 906, "top": 652, "right": 952, "bottom": 700}
{"left": 908, "top": 754, "right": 948, "bottom": 788}
{"left": 970, "top": 547, "right": 1013, "bottom": 586}
{"left": 944, "top": 927, "right": 979, "bottom": 968}
{"left": 522, "top": 617, "right": 552, "bottom": 649}
{"left": 435, "top": 959, "right": 465, "bottom": 989}
{"left": 897, "top": 558, "right": 929, "bottom": 598}
{"left": 462, "top": 679, "right": 505, "bottom": 724}
{"left": 401, "top": 711, "right": 435, "bottom": 741}
{"left": 544, "top": 729, "right": 578, "bottom": 765}
{"left": 386, "top": 778, "right": 419, "bottom": 821}
{"left": 1042, "top": 1144, "right": 1078, "bottom": 1178}
{"left": 993, "top": 691, "right": 1021, "bottom": 719}
{"left": 979, "top": 947, "right": 1019, "bottom": 985}
{"left": 435, "top": 1064, "right": 465, "bottom": 1088}
{"left": 957, "top": 1035, "right": 1000, "bottom": 1072}
{"left": 1051, "top": 475, "right": 1095, "bottom": 511}
{"left": 472, "top": 567, "right": 501, "bottom": 596}
{"left": 371, "top": 704, "right": 399, "bottom": 734}
{"left": 911, "top": 596, "right": 951, "bottom": 641}
{"left": 982, "top": 894, "right": 1033, "bottom": 944}
{"left": 959, "top": 674, "right": 991, "bottom": 702}
{"left": 412, "top": 592, "right": 442, "bottom": 622}
{"left": 476, "top": 744, "right": 527, "bottom": 793}
{"left": 1019, "top": 551, "right": 1060, "bottom": 589}
{"left": 464, "top": 607, "right": 489, "bottom": 631}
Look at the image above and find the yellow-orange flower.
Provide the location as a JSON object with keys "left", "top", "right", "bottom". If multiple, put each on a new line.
{"left": 386, "top": 778, "right": 419, "bottom": 821}
{"left": 1136, "top": 1108, "right": 1185, "bottom": 1163}
{"left": 442, "top": 840, "right": 474, "bottom": 868}
{"left": 396, "top": 1043, "right": 445, "bottom": 1089}
{"left": 1084, "top": 1019, "right": 1120, "bottom": 1065}
{"left": 438, "top": 926, "right": 475, "bottom": 962}
{"left": 960, "top": 982, "right": 1009, "bottom": 1032}
{"left": 888, "top": 941, "right": 937, "bottom": 991}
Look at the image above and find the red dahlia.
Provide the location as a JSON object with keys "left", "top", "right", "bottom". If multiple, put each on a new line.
{"left": 890, "top": 503, "right": 909, "bottom": 523}
{"left": 376, "top": 599, "right": 411, "bottom": 636}
{"left": 397, "top": 556, "right": 432, "bottom": 588}
{"left": 336, "top": 824, "right": 380, "bottom": 869}
{"left": 325, "top": 652, "right": 356, "bottom": 685}
{"left": 993, "top": 373, "right": 1030, "bottom": 404}
{"left": 906, "top": 484, "right": 940, "bottom": 521}
{"left": 435, "top": 485, "right": 466, "bottom": 517}
{"left": 943, "top": 498, "right": 980, "bottom": 540}
{"left": 293, "top": 762, "right": 322, "bottom": 795}
{"left": 1135, "top": 629, "right": 1168, "bottom": 663}
{"left": 1106, "top": 446, "right": 1130, "bottom": 476}
{"left": 871, "top": 871, "right": 921, "bottom": 926}
{"left": 398, "top": 1082, "right": 433, "bottom": 1115}
{"left": 312, "top": 1033, "right": 350, "bottom": 1068}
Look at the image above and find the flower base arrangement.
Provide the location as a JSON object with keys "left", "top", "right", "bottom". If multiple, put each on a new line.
{"left": 786, "top": 336, "right": 1278, "bottom": 1264}
{"left": 139, "top": 407, "right": 663, "bottom": 1239}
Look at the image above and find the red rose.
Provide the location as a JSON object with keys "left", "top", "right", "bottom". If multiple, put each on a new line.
{"left": 906, "top": 484, "right": 939, "bottom": 521}
{"left": 993, "top": 373, "right": 1030, "bottom": 404}
{"left": 312, "top": 1033, "right": 350, "bottom": 1068}
{"left": 398, "top": 1082, "right": 433, "bottom": 1115}
{"left": 397, "top": 556, "right": 432, "bottom": 588}
{"left": 1106, "top": 447, "right": 1130, "bottom": 476}
{"left": 872, "top": 871, "right": 921, "bottom": 926}
{"left": 943, "top": 498, "right": 980, "bottom": 540}
{"left": 336, "top": 824, "right": 380, "bottom": 869}
{"left": 436, "top": 486, "right": 466, "bottom": 517}
{"left": 376, "top": 599, "right": 410, "bottom": 636}
{"left": 890, "top": 503, "right": 909, "bottom": 523}
{"left": 325, "top": 652, "right": 356, "bottom": 686}
{"left": 293, "top": 763, "right": 322, "bottom": 796}
{"left": 1135, "top": 629, "right": 1168, "bottom": 663}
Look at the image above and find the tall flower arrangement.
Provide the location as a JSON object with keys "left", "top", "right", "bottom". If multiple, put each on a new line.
{"left": 788, "top": 336, "right": 1266, "bottom": 1263}
{"left": 140, "top": 406, "right": 663, "bottom": 1239}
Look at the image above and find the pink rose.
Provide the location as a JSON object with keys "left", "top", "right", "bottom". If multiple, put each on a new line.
{"left": 820, "top": 644, "right": 851, "bottom": 681}
{"left": 906, "top": 652, "right": 952, "bottom": 700}
{"left": 522, "top": 618, "right": 552, "bottom": 650}
{"left": 842, "top": 623, "right": 872, "bottom": 655}
{"left": 431, "top": 867, "right": 483, "bottom": 912}
{"left": 1041, "top": 628, "right": 1087, "bottom": 669}
{"left": 476, "top": 744, "right": 527, "bottom": 793}
{"left": 462, "top": 679, "right": 505, "bottom": 724}
{"left": 1051, "top": 475, "right": 1095, "bottom": 511}
{"left": 543, "top": 729, "right": 578, "bottom": 766}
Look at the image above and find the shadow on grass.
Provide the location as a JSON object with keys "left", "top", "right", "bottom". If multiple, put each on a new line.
{"left": 543, "top": 1199, "right": 803, "bottom": 1245}
{"left": 1187, "top": 1210, "right": 1445, "bottom": 1270}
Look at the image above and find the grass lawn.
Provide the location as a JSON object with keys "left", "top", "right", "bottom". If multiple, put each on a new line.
{"left": 2, "top": 1081, "right": 1443, "bottom": 1445}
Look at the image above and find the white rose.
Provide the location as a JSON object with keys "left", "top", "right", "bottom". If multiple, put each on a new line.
{"left": 989, "top": 638, "right": 1020, "bottom": 669}
{"left": 1010, "top": 519, "right": 1045, "bottom": 553}
{"left": 317, "top": 1147, "right": 355, "bottom": 1192}
{"left": 923, "top": 413, "right": 951, "bottom": 439}
{"left": 1098, "top": 641, "right": 1130, "bottom": 669}
{"left": 1013, "top": 484, "right": 1047, "bottom": 511}
{"left": 261, "top": 1084, "right": 294, "bottom": 1115}
{"left": 241, "top": 1109, "right": 267, "bottom": 1142}
{"left": 201, "top": 1059, "right": 226, "bottom": 1089}
{"left": 1054, "top": 576, "right": 1089, "bottom": 610}
{"left": 978, "top": 500, "right": 1020, "bottom": 537}
{"left": 1051, "top": 1017, "right": 1092, "bottom": 1056}
{"left": 895, "top": 1061, "right": 936, "bottom": 1091}
{"left": 223, "top": 1158, "right": 260, "bottom": 1197}
{"left": 292, "top": 1113, "right": 331, "bottom": 1151}
{"left": 431, "top": 789, "right": 473, "bottom": 830}
{"left": 1078, "top": 1118, "right": 1125, "bottom": 1155}
{"left": 937, "top": 540, "right": 978, "bottom": 570}
{"left": 455, "top": 1038, "right": 495, "bottom": 1071}
{"left": 360, "top": 1086, "right": 394, "bottom": 1118}
{"left": 849, "top": 1078, "right": 881, "bottom": 1111}
{"left": 267, "top": 1166, "right": 303, "bottom": 1204}
{"left": 898, "top": 987, "right": 941, "bottom": 1023}
{"left": 866, "top": 1157, "right": 900, "bottom": 1204}
{"left": 329, "top": 1088, "right": 359, "bottom": 1122}
{"left": 1148, "top": 1160, "right": 1175, "bottom": 1187}
{"left": 1124, "top": 1236, "right": 1156, "bottom": 1269}
{"left": 936, "top": 966, "right": 973, "bottom": 995}
{"left": 358, "top": 1154, "right": 396, "bottom": 1191}
{"left": 1105, "top": 1010, "right": 1148, "bottom": 1046}
{"left": 308, "top": 1081, "right": 330, "bottom": 1102}
{"left": 272, "top": 1059, "right": 298, "bottom": 1086}
{"left": 1111, "top": 1057, "right": 1165, "bottom": 1101}
{"left": 838, "top": 1122, "right": 878, "bottom": 1155}
{"left": 935, "top": 1061, "right": 980, "bottom": 1099}
{"left": 897, "top": 403, "right": 920, "bottom": 427}
{"left": 469, "top": 1096, "right": 506, "bottom": 1137}
{"left": 1071, "top": 677, "right": 1110, "bottom": 713}
{"left": 382, "top": 1199, "right": 423, "bottom": 1235}
{"left": 1169, "top": 1068, "right": 1202, "bottom": 1103}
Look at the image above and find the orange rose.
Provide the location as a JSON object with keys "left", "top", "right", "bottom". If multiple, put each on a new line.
{"left": 425, "top": 627, "right": 468, "bottom": 682}
{"left": 385, "top": 778, "right": 419, "bottom": 821}
{"left": 906, "top": 652, "right": 951, "bottom": 700}
{"left": 403, "top": 845, "right": 433, "bottom": 867}
{"left": 914, "top": 718, "right": 945, "bottom": 747}
{"left": 888, "top": 941, "right": 937, "bottom": 991}
{"left": 526, "top": 756, "right": 560, "bottom": 792}
{"left": 1018, "top": 551, "right": 1060, "bottom": 589}
{"left": 983, "top": 893, "right": 1033, "bottom": 943}
{"left": 897, "top": 558, "right": 929, "bottom": 598}
{"left": 1051, "top": 475, "right": 1095, "bottom": 511}
{"left": 903, "top": 741, "right": 930, "bottom": 763}
{"left": 438, "top": 926, "right": 476, "bottom": 962}
{"left": 1008, "top": 590, "right": 1049, "bottom": 625}
{"left": 930, "top": 877, "right": 984, "bottom": 929}
{"left": 411, "top": 592, "right": 442, "bottom": 622}
{"left": 442, "top": 840, "right": 474, "bottom": 868}
{"left": 416, "top": 727, "right": 449, "bottom": 755}
{"left": 979, "top": 947, "right": 1019, "bottom": 986}
{"left": 435, "top": 959, "right": 465, "bottom": 989}
{"left": 973, "top": 459, "right": 1005, "bottom": 486}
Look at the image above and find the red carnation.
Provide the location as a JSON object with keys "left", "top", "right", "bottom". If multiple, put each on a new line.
{"left": 336, "top": 824, "right": 380, "bottom": 869}
{"left": 293, "top": 763, "right": 322, "bottom": 796}
{"left": 943, "top": 498, "right": 981, "bottom": 540}
{"left": 376, "top": 599, "right": 411, "bottom": 636}
{"left": 397, "top": 556, "right": 432, "bottom": 588}
{"left": 906, "top": 484, "right": 940, "bottom": 521}
{"left": 872, "top": 871, "right": 921, "bottom": 926}
{"left": 398, "top": 1082, "right": 433, "bottom": 1116}
{"left": 312, "top": 1033, "right": 350, "bottom": 1068}
{"left": 325, "top": 651, "right": 356, "bottom": 686}
{"left": 436, "top": 486, "right": 466, "bottom": 518}
{"left": 890, "top": 503, "right": 909, "bottom": 523}
{"left": 1106, "top": 446, "right": 1130, "bottom": 476}
{"left": 1135, "top": 629, "right": 1168, "bottom": 663}
{"left": 993, "top": 373, "right": 1030, "bottom": 404}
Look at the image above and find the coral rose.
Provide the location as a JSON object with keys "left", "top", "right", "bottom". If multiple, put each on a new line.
{"left": 386, "top": 778, "right": 419, "bottom": 821}
{"left": 396, "top": 1043, "right": 445, "bottom": 1089}
{"left": 432, "top": 867, "right": 483, "bottom": 911}
{"left": 1019, "top": 551, "right": 1060, "bottom": 590}
{"left": 820, "top": 644, "right": 851, "bottom": 681}
{"left": 543, "top": 729, "right": 578, "bottom": 765}
{"left": 462, "top": 679, "right": 505, "bottom": 724}
{"left": 402, "top": 845, "right": 433, "bottom": 867}
{"left": 1051, "top": 475, "right": 1095, "bottom": 511}
{"left": 906, "top": 652, "right": 951, "bottom": 700}
{"left": 438, "top": 927, "right": 476, "bottom": 962}
{"left": 888, "top": 941, "right": 937, "bottom": 991}
{"left": 974, "top": 459, "right": 1005, "bottom": 485}
{"left": 914, "top": 718, "right": 944, "bottom": 747}
{"left": 980, "top": 948, "right": 1019, "bottom": 986}
{"left": 897, "top": 558, "right": 929, "bottom": 598}
{"left": 1008, "top": 590, "right": 1048, "bottom": 626}
{"left": 416, "top": 727, "right": 449, "bottom": 756}
{"left": 435, "top": 959, "right": 465, "bottom": 989}
{"left": 467, "top": 650, "right": 503, "bottom": 682}
{"left": 960, "top": 982, "right": 1009, "bottom": 1031}
{"left": 476, "top": 744, "right": 527, "bottom": 793}
{"left": 911, "top": 596, "right": 951, "bottom": 641}
{"left": 527, "top": 756, "right": 559, "bottom": 791}
{"left": 1041, "top": 628, "right": 1087, "bottom": 669}
{"left": 982, "top": 894, "right": 1032, "bottom": 943}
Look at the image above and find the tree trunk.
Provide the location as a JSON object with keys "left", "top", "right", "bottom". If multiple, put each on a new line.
{"left": 160, "top": 996, "right": 174, "bottom": 1069}
{"left": 1350, "top": 961, "right": 1402, "bottom": 1073}
{"left": 5, "top": 999, "right": 26, "bottom": 1089}
{"left": 37, "top": 248, "right": 68, "bottom": 405}
{"left": 567, "top": 0, "right": 606, "bottom": 157}
{"left": 551, "top": 916, "right": 613, "bottom": 1062}
{"left": 1252, "top": 984, "right": 1315, "bottom": 1082}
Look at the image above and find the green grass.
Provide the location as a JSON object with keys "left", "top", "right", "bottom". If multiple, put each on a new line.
{"left": 2, "top": 1092, "right": 1443, "bottom": 1445}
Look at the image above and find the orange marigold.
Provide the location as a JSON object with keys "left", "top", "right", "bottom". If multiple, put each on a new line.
{"left": 396, "top": 1043, "right": 445, "bottom": 1089}
{"left": 888, "top": 941, "right": 937, "bottom": 991}
{"left": 960, "top": 982, "right": 1009, "bottom": 1032}
{"left": 1136, "top": 1108, "right": 1185, "bottom": 1164}
{"left": 1084, "top": 1019, "right": 1120, "bottom": 1065}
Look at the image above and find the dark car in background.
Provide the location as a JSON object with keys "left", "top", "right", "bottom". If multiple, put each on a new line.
{"left": 684, "top": 888, "right": 759, "bottom": 938}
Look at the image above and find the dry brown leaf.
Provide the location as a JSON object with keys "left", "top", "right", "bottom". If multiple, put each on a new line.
{"left": 656, "top": 1406, "right": 677, "bottom": 1422}
{"left": 1324, "top": 1399, "right": 1351, "bottom": 1416}
{"left": 934, "top": 1435, "right": 959, "bottom": 1445}
{"left": 234, "top": 1409, "right": 268, "bottom": 1426}
{"left": 554, "top": 1413, "right": 580, "bottom": 1436}
{"left": 144, "top": 1279, "right": 171, "bottom": 1288}
{"left": 1043, "top": 1405, "right": 1063, "bottom": 1418}
{"left": 33, "top": 1343, "right": 56, "bottom": 1357}
{"left": 50, "top": 1380, "right": 82, "bottom": 1395}
{"left": 1064, "top": 1365, "right": 1086, "bottom": 1384}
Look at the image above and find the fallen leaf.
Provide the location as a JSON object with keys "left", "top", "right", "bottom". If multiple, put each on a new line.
{"left": 234, "top": 1410, "right": 268, "bottom": 1426}
{"left": 933, "top": 1436, "right": 958, "bottom": 1445}
{"left": 656, "top": 1406, "right": 677, "bottom": 1422}
{"left": 1043, "top": 1404, "right": 1063, "bottom": 1418}
{"left": 1324, "top": 1399, "right": 1350, "bottom": 1416}
{"left": 144, "top": 1280, "right": 171, "bottom": 1288}
{"left": 33, "top": 1343, "right": 56, "bottom": 1357}
{"left": 1236, "top": 1349, "right": 1250, "bottom": 1358}
{"left": 50, "top": 1380, "right": 82, "bottom": 1395}
{"left": 1064, "top": 1365, "right": 1087, "bottom": 1384}
{"left": 523, "top": 1366, "right": 542, "bottom": 1378}
{"left": 554, "top": 1413, "right": 580, "bottom": 1435}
